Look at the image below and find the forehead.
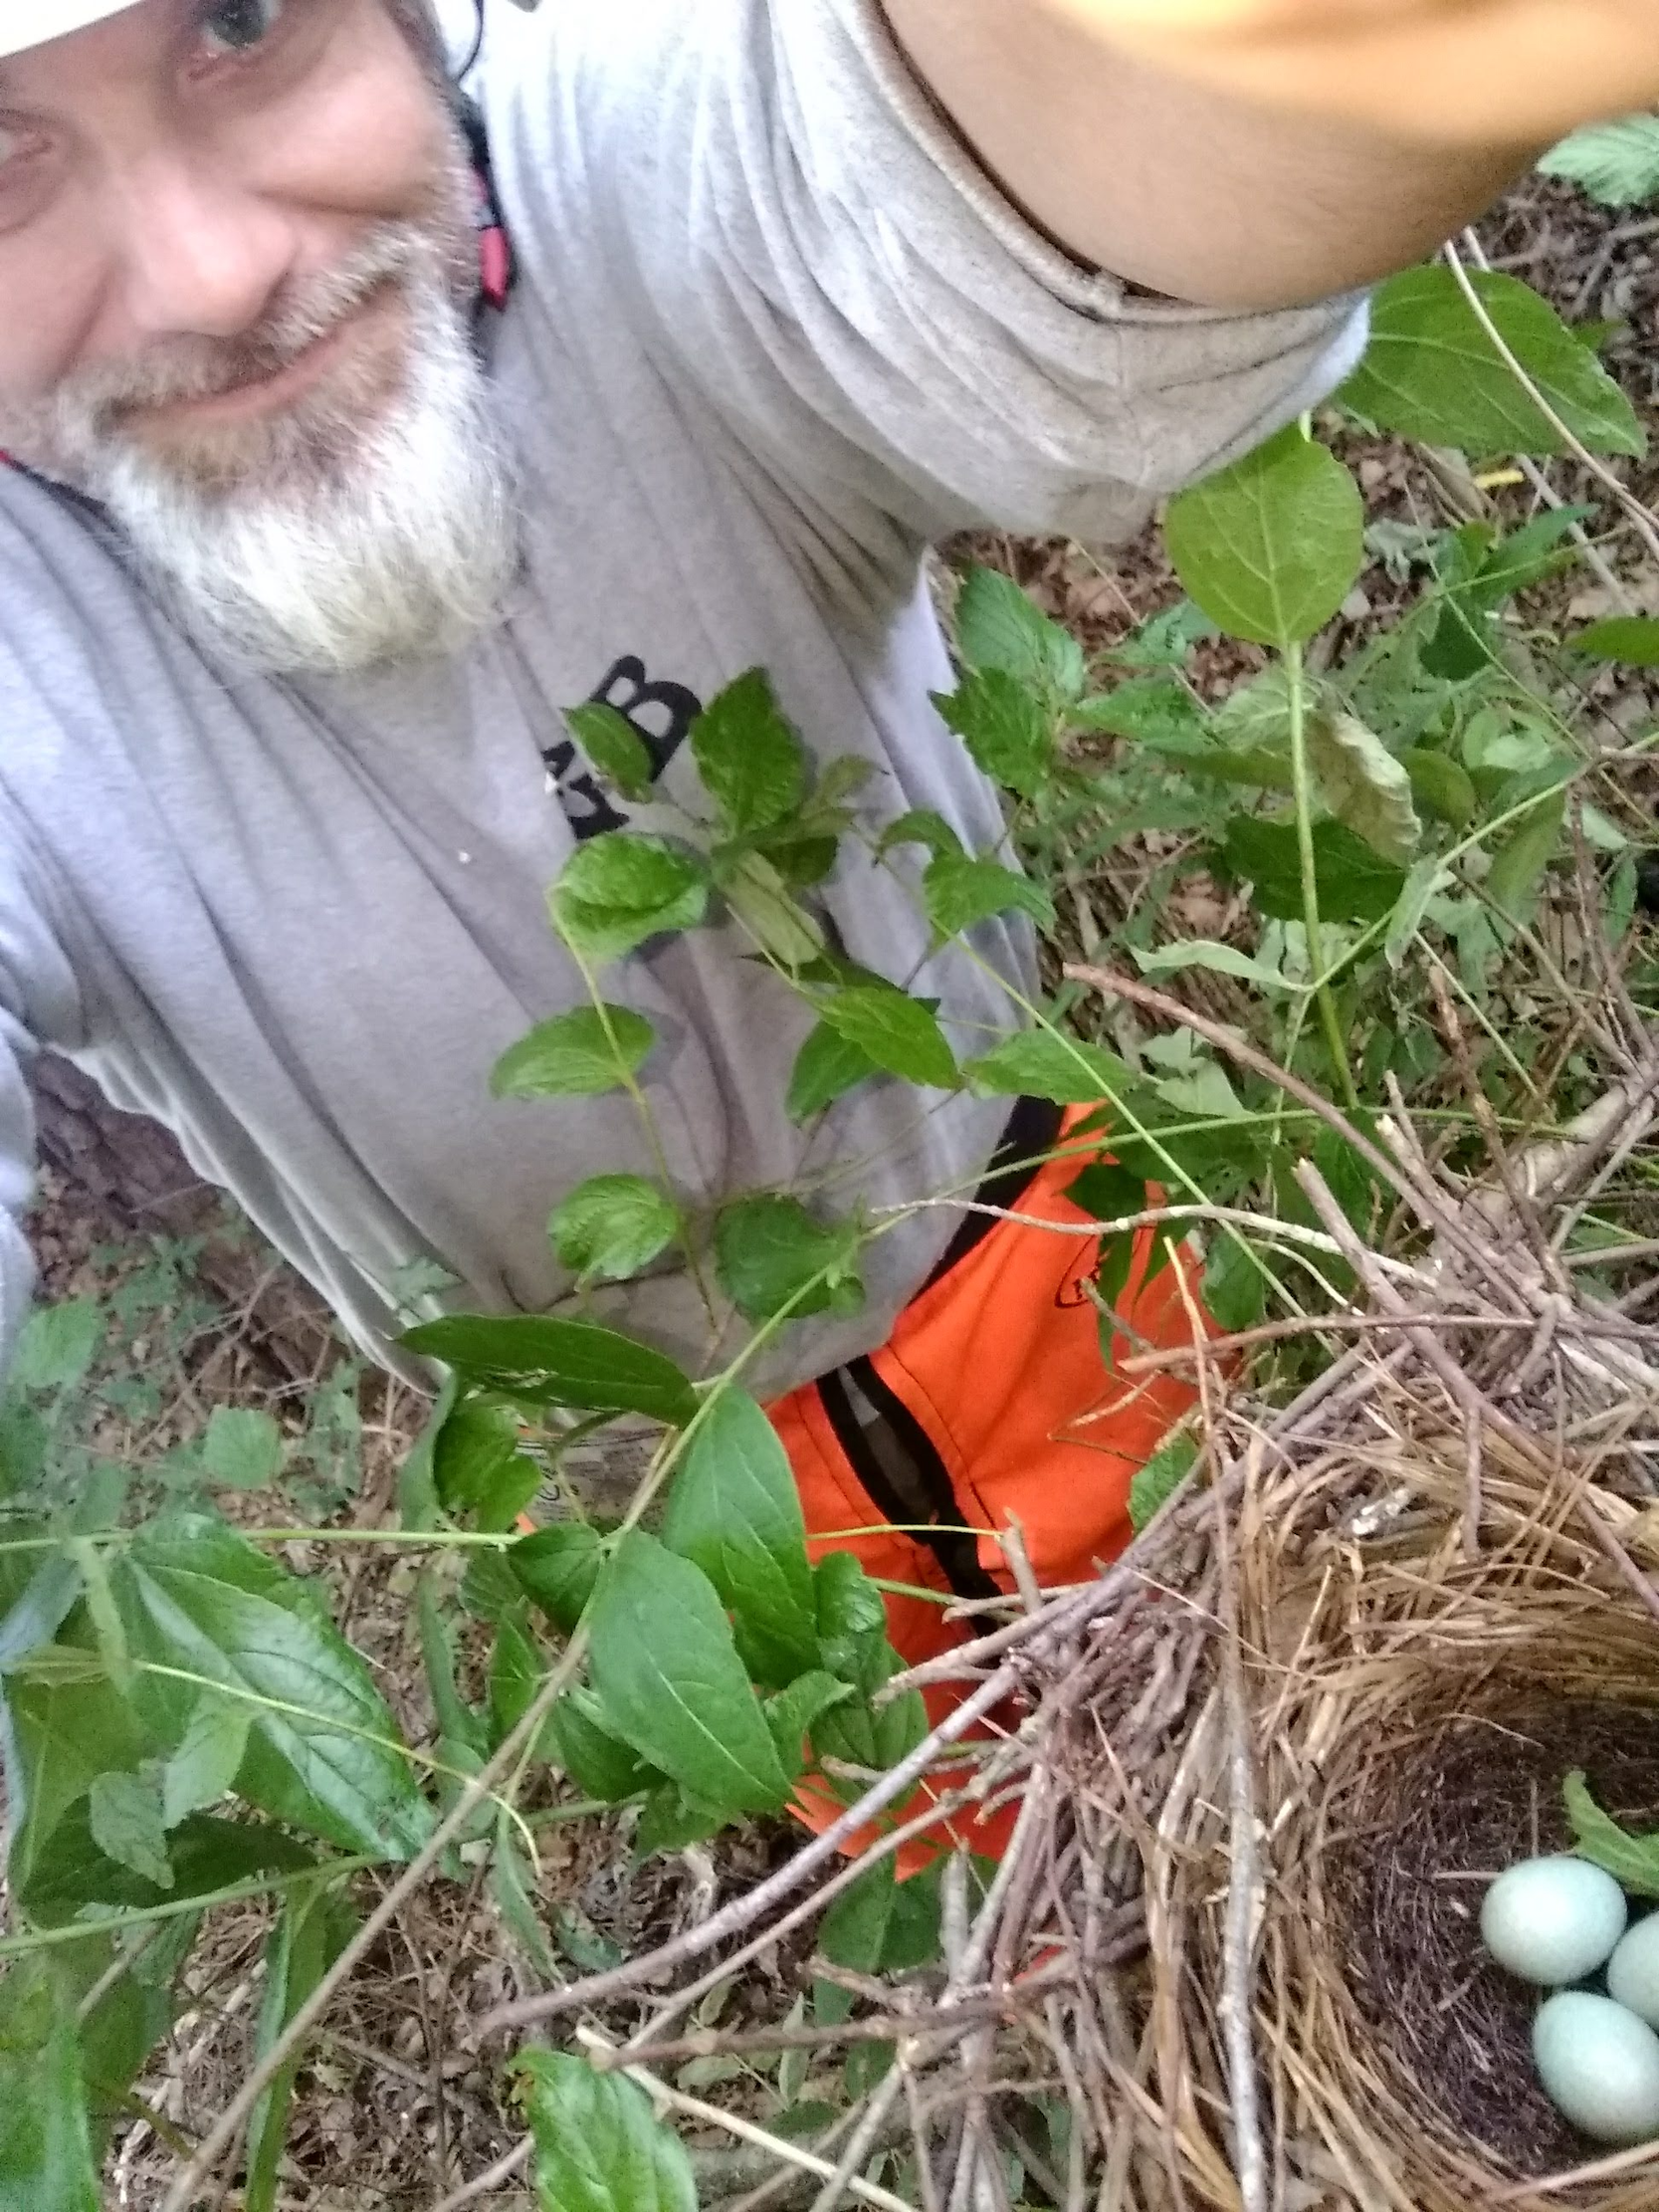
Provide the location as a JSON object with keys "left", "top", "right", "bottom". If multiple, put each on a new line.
{"left": 0, "top": 2, "right": 184, "bottom": 97}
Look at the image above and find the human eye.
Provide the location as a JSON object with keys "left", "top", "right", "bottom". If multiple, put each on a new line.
{"left": 194, "top": 0, "right": 291, "bottom": 60}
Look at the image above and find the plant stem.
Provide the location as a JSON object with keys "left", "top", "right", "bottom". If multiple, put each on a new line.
{"left": 1285, "top": 642, "right": 1359, "bottom": 1109}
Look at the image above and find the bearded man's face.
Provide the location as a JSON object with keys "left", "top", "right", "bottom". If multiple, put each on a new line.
{"left": 0, "top": 0, "right": 518, "bottom": 675}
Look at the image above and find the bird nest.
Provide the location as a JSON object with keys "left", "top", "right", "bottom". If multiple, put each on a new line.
{"left": 504, "top": 1065, "right": 1659, "bottom": 2212}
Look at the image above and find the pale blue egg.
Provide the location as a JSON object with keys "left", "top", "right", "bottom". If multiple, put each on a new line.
{"left": 1480, "top": 1857, "right": 1628, "bottom": 1986}
{"left": 1535, "top": 1992, "right": 1659, "bottom": 2143}
{"left": 1609, "top": 1917, "right": 1659, "bottom": 2028}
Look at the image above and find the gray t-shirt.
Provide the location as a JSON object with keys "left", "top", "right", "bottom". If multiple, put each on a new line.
{"left": 0, "top": 0, "right": 1364, "bottom": 1397}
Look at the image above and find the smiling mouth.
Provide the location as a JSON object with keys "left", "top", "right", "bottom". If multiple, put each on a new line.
{"left": 118, "top": 282, "right": 409, "bottom": 444}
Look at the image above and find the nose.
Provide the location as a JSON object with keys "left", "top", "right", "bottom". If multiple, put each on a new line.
{"left": 105, "top": 150, "right": 301, "bottom": 345}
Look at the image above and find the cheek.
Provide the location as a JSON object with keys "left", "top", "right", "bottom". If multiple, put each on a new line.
{"left": 0, "top": 232, "right": 110, "bottom": 428}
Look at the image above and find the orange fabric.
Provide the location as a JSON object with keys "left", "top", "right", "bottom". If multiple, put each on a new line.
{"left": 769, "top": 1111, "right": 1212, "bottom": 1871}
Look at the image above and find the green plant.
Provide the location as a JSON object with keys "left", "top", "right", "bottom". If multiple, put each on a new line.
{"left": 2, "top": 240, "right": 1656, "bottom": 2209}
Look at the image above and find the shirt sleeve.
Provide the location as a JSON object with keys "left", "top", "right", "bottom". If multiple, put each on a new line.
{"left": 505, "top": 0, "right": 1368, "bottom": 543}
{"left": 0, "top": 841, "right": 60, "bottom": 1387}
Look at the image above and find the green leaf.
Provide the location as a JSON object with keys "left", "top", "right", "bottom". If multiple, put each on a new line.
{"left": 1306, "top": 711, "right": 1420, "bottom": 865}
{"left": 566, "top": 703, "right": 656, "bottom": 801}
{"left": 786, "top": 1021, "right": 880, "bottom": 1124}
{"left": 1540, "top": 115, "right": 1659, "bottom": 207}
{"left": 515, "top": 2048, "right": 699, "bottom": 2212}
{"left": 199, "top": 1407, "right": 285, "bottom": 1492}
{"left": 89, "top": 1771, "right": 173, "bottom": 1890}
{"left": 714, "top": 1196, "right": 866, "bottom": 1325}
{"left": 635, "top": 1785, "right": 724, "bottom": 1858}
{"left": 1487, "top": 786, "right": 1567, "bottom": 922}
{"left": 161, "top": 1695, "right": 251, "bottom": 1829}
{"left": 433, "top": 1396, "right": 539, "bottom": 1530}
{"left": 552, "top": 835, "right": 711, "bottom": 965}
{"left": 817, "top": 988, "right": 959, "bottom": 1091}
{"left": 111, "top": 1515, "right": 432, "bottom": 1859}
{"left": 418, "top": 1573, "right": 487, "bottom": 1759}
{"left": 1203, "top": 1234, "right": 1266, "bottom": 1334}
{"left": 962, "top": 1029, "right": 1135, "bottom": 1107}
{"left": 589, "top": 1532, "right": 791, "bottom": 1817}
{"left": 1131, "top": 941, "right": 1291, "bottom": 994}
{"left": 691, "top": 669, "right": 808, "bottom": 835}
{"left": 490, "top": 1805, "right": 559, "bottom": 1982}
{"left": 1221, "top": 816, "right": 1407, "bottom": 925}
{"left": 814, "top": 1551, "right": 892, "bottom": 1695}
{"left": 1385, "top": 857, "right": 1454, "bottom": 970}
{"left": 13, "top": 1300, "right": 103, "bottom": 1395}
{"left": 1128, "top": 1436, "right": 1198, "bottom": 1534}
{"left": 1164, "top": 427, "right": 1364, "bottom": 648}
{"left": 1066, "top": 1160, "right": 1146, "bottom": 1226}
{"left": 933, "top": 672, "right": 1054, "bottom": 799}
{"left": 1070, "top": 675, "right": 1206, "bottom": 747}
{"left": 552, "top": 1176, "right": 679, "bottom": 1285}
{"left": 662, "top": 1389, "right": 820, "bottom": 1689}
{"left": 492, "top": 1007, "right": 657, "bottom": 1101}
{"left": 1107, "top": 600, "right": 1215, "bottom": 669}
{"left": 954, "top": 567, "right": 1086, "bottom": 701}
{"left": 1343, "top": 267, "right": 1645, "bottom": 460}
{"left": 489, "top": 1612, "right": 551, "bottom": 1752}
{"left": 402, "top": 1316, "right": 698, "bottom": 1429}
{"left": 244, "top": 1882, "right": 357, "bottom": 2212}
{"left": 548, "top": 1688, "right": 656, "bottom": 1804}
{"left": 0, "top": 1971, "right": 100, "bottom": 2212}
{"left": 764, "top": 1672, "right": 853, "bottom": 1781}
{"left": 1402, "top": 750, "right": 1477, "bottom": 829}
{"left": 923, "top": 855, "right": 1053, "bottom": 942}
{"left": 512, "top": 1523, "right": 607, "bottom": 1636}
{"left": 1564, "top": 1769, "right": 1659, "bottom": 1896}
{"left": 878, "top": 808, "right": 964, "bottom": 861}
{"left": 721, "top": 851, "right": 826, "bottom": 970}
{"left": 1573, "top": 616, "right": 1659, "bottom": 667}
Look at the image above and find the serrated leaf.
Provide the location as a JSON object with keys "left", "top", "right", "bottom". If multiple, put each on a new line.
{"left": 13, "top": 1300, "right": 103, "bottom": 1395}
{"left": 492, "top": 1007, "right": 657, "bottom": 1101}
{"left": 721, "top": 851, "right": 826, "bottom": 971}
{"left": 923, "top": 854, "right": 1053, "bottom": 942}
{"left": 691, "top": 669, "right": 808, "bottom": 835}
{"left": 954, "top": 566, "right": 1085, "bottom": 701}
{"left": 1487, "top": 784, "right": 1567, "bottom": 922}
{"left": 662, "top": 1390, "right": 819, "bottom": 1689}
{"left": 1129, "top": 1436, "right": 1198, "bottom": 1535}
{"left": 714, "top": 1196, "right": 865, "bottom": 1325}
{"left": 0, "top": 1972, "right": 100, "bottom": 2212}
{"left": 1343, "top": 266, "right": 1645, "bottom": 460}
{"left": 1070, "top": 676, "right": 1205, "bottom": 747}
{"left": 161, "top": 1696, "right": 251, "bottom": 1829}
{"left": 786, "top": 1021, "right": 881, "bottom": 1124}
{"left": 1203, "top": 1234, "right": 1266, "bottom": 1334}
{"left": 1402, "top": 750, "right": 1477, "bottom": 829}
{"left": 519, "top": 2044, "right": 703, "bottom": 2212}
{"left": 1108, "top": 600, "right": 1215, "bottom": 670}
{"left": 963, "top": 1029, "right": 1135, "bottom": 1107}
{"left": 588, "top": 1532, "right": 792, "bottom": 1817}
{"left": 1131, "top": 941, "right": 1290, "bottom": 994}
{"left": 1221, "top": 816, "right": 1407, "bottom": 925}
{"left": 1573, "top": 616, "right": 1659, "bottom": 666}
{"left": 512, "top": 1523, "right": 606, "bottom": 1635}
{"left": 933, "top": 672, "right": 1054, "bottom": 799}
{"left": 548, "top": 1688, "right": 657, "bottom": 1803}
{"left": 552, "top": 834, "right": 710, "bottom": 964}
{"left": 89, "top": 1771, "right": 173, "bottom": 1890}
{"left": 817, "top": 987, "right": 959, "bottom": 1091}
{"left": 764, "top": 1672, "right": 853, "bottom": 1781}
{"left": 402, "top": 1316, "right": 697, "bottom": 1429}
{"left": 877, "top": 808, "right": 963, "bottom": 860}
{"left": 199, "top": 1407, "right": 285, "bottom": 1491}
{"left": 1306, "top": 710, "right": 1420, "bottom": 865}
{"left": 566, "top": 703, "right": 655, "bottom": 801}
{"left": 552, "top": 1175, "right": 679, "bottom": 1285}
{"left": 433, "top": 1397, "right": 539, "bottom": 1531}
{"left": 1540, "top": 116, "right": 1659, "bottom": 207}
{"left": 1564, "top": 1769, "right": 1659, "bottom": 1896}
{"left": 1164, "top": 427, "right": 1363, "bottom": 648}
{"left": 244, "top": 1882, "right": 357, "bottom": 2212}
{"left": 110, "top": 1515, "right": 432, "bottom": 1859}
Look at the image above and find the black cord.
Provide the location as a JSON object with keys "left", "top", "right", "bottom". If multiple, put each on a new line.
{"left": 457, "top": 0, "right": 485, "bottom": 81}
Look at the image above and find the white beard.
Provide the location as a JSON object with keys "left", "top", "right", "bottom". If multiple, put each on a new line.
{"left": 39, "top": 222, "right": 520, "bottom": 678}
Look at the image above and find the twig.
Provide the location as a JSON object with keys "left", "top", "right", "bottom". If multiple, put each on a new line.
{"left": 576, "top": 2028, "right": 920, "bottom": 2212}
{"left": 430, "top": 2136, "right": 532, "bottom": 2212}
